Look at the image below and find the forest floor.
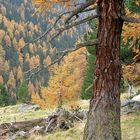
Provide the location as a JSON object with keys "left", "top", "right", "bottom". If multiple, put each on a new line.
{"left": 0, "top": 99, "right": 140, "bottom": 140}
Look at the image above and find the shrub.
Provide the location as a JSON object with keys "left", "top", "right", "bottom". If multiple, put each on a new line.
{"left": 0, "top": 84, "right": 10, "bottom": 106}
{"left": 17, "top": 81, "right": 31, "bottom": 103}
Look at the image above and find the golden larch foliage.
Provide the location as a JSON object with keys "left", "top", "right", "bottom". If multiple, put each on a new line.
{"left": 7, "top": 70, "right": 16, "bottom": 89}
{"left": 3, "top": 61, "right": 9, "bottom": 72}
{"left": 31, "top": 48, "right": 86, "bottom": 109}
{"left": 0, "top": 46, "right": 5, "bottom": 74}
{"left": 28, "top": 81, "right": 35, "bottom": 93}
{"left": 33, "top": 0, "right": 75, "bottom": 13}
{"left": 123, "top": 64, "right": 140, "bottom": 82}
{"left": 17, "top": 66, "right": 23, "bottom": 80}
{"left": 0, "top": 76, "right": 4, "bottom": 84}
{"left": 43, "top": 56, "right": 51, "bottom": 66}
{"left": 4, "top": 34, "right": 11, "bottom": 47}
{"left": 123, "top": 9, "right": 140, "bottom": 63}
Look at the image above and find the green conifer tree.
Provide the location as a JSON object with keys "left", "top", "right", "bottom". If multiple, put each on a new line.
{"left": 17, "top": 81, "right": 31, "bottom": 103}
{"left": 0, "top": 84, "right": 10, "bottom": 106}
{"left": 81, "top": 21, "right": 97, "bottom": 99}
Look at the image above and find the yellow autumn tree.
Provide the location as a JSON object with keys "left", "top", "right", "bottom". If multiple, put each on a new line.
{"left": 28, "top": 81, "right": 35, "bottom": 93}
{"left": 4, "top": 34, "right": 11, "bottom": 47}
{"left": 0, "top": 75, "right": 4, "bottom": 84}
{"left": 17, "top": 66, "right": 23, "bottom": 80}
{"left": 43, "top": 55, "right": 51, "bottom": 66}
{"left": 29, "top": 43, "right": 34, "bottom": 54}
{"left": 7, "top": 70, "right": 16, "bottom": 89}
{"left": 32, "top": 48, "right": 86, "bottom": 109}
{"left": 0, "top": 45, "right": 5, "bottom": 74}
{"left": 18, "top": 38, "right": 25, "bottom": 50}
{"left": 123, "top": 8, "right": 140, "bottom": 63}
{"left": 122, "top": 5, "right": 140, "bottom": 83}
{"left": 3, "top": 61, "right": 9, "bottom": 72}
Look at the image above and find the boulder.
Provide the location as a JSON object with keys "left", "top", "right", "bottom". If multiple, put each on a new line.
{"left": 121, "top": 99, "right": 135, "bottom": 107}
{"left": 121, "top": 98, "right": 140, "bottom": 114}
{"left": 18, "top": 104, "right": 40, "bottom": 113}
{"left": 132, "top": 94, "right": 140, "bottom": 102}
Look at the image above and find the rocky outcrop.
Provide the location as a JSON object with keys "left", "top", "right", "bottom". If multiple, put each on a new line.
{"left": 121, "top": 94, "right": 140, "bottom": 114}
{"left": 18, "top": 104, "right": 40, "bottom": 113}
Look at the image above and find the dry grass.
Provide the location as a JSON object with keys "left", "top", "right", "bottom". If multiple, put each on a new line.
{"left": 0, "top": 100, "right": 89, "bottom": 124}
{"left": 27, "top": 113, "right": 140, "bottom": 140}
{"left": 121, "top": 113, "right": 140, "bottom": 140}
{"left": 0, "top": 105, "right": 55, "bottom": 124}
{"left": 0, "top": 100, "right": 140, "bottom": 140}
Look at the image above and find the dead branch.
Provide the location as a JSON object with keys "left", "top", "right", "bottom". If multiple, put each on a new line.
{"left": 23, "top": 12, "right": 66, "bottom": 48}
{"left": 22, "top": 13, "right": 98, "bottom": 52}
{"left": 74, "top": 115, "right": 83, "bottom": 123}
{"left": 22, "top": 6, "right": 97, "bottom": 50}
{"left": 47, "top": 14, "right": 98, "bottom": 43}
{"left": 0, "top": 118, "right": 48, "bottom": 136}
{"left": 24, "top": 40, "right": 97, "bottom": 81}
{"left": 65, "top": 0, "right": 97, "bottom": 24}
{"left": 121, "top": 16, "right": 140, "bottom": 23}
{"left": 0, "top": 108, "right": 88, "bottom": 139}
{"left": 85, "top": 84, "right": 93, "bottom": 93}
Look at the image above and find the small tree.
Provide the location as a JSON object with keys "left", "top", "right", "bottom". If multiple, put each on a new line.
{"left": 0, "top": 84, "right": 10, "bottom": 107}
{"left": 17, "top": 81, "right": 31, "bottom": 103}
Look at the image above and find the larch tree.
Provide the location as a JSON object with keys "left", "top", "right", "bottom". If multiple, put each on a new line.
{"left": 24, "top": 0, "right": 140, "bottom": 139}
{"left": 7, "top": 70, "right": 16, "bottom": 90}
{"left": 0, "top": 45, "right": 5, "bottom": 74}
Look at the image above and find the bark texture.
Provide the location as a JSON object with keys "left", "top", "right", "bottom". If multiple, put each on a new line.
{"left": 83, "top": 0, "right": 124, "bottom": 140}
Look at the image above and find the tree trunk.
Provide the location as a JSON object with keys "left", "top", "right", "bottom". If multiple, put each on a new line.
{"left": 83, "top": 0, "right": 124, "bottom": 140}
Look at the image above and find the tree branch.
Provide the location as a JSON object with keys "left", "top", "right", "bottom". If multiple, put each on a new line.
{"left": 23, "top": 14, "right": 98, "bottom": 53}
{"left": 65, "top": 0, "right": 97, "bottom": 24}
{"left": 22, "top": 7, "right": 98, "bottom": 50}
{"left": 48, "top": 14, "right": 98, "bottom": 43}
{"left": 24, "top": 40, "right": 98, "bottom": 81}
{"left": 23, "top": 12, "right": 66, "bottom": 48}
{"left": 121, "top": 16, "right": 140, "bottom": 23}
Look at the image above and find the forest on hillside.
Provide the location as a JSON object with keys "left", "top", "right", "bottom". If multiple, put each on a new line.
{"left": 0, "top": 0, "right": 140, "bottom": 140}
{"left": 0, "top": 0, "right": 87, "bottom": 106}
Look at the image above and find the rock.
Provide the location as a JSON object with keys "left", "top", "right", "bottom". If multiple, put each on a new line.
{"left": 18, "top": 104, "right": 40, "bottom": 113}
{"left": 121, "top": 99, "right": 140, "bottom": 114}
{"left": 121, "top": 99, "right": 135, "bottom": 107}
{"left": 8, "top": 132, "right": 15, "bottom": 140}
{"left": 132, "top": 94, "right": 140, "bottom": 102}
{"left": 16, "top": 131, "right": 28, "bottom": 138}
{"left": 132, "top": 101, "right": 140, "bottom": 110}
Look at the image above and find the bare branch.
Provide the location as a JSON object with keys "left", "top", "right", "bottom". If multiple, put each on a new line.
{"left": 22, "top": 7, "right": 98, "bottom": 50}
{"left": 58, "top": 40, "right": 98, "bottom": 54}
{"left": 23, "top": 13, "right": 65, "bottom": 48}
{"left": 65, "top": 0, "right": 97, "bottom": 24}
{"left": 24, "top": 39, "right": 98, "bottom": 81}
{"left": 24, "top": 65, "right": 40, "bottom": 74}
{"left": 25, "top": 66, "right": 42, "bottom": 82}
{"left": 121, "top": 16, "right": 140, "bottom": 23}
{"left": 48, "top": 14, "right": 98, "bottom": 43}
{"left": 85, "top": 84, "right": 93, "bottom": 93}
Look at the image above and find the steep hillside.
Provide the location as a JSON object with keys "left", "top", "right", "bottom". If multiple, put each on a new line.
{"left": 0, "top": 0, "right": 83, "bottom": 105}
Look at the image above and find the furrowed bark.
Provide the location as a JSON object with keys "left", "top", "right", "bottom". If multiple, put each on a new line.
{"left": 83, "top": 0, "right": 124, "bottom": 140}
